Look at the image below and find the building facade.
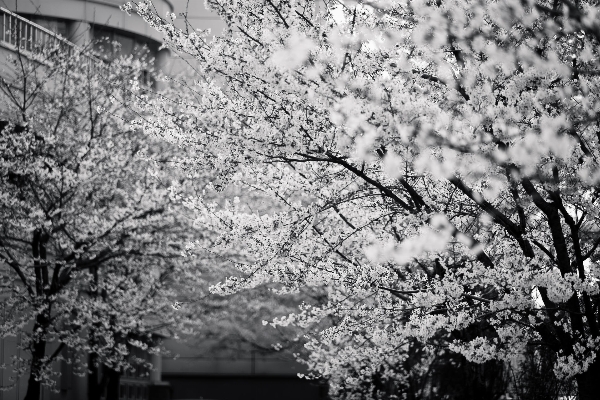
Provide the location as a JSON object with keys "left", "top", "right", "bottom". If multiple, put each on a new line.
{"left": 1, "top": 0, "right": 172, "bottom": 73}
{"left": 161, "top": 337, "right": 328, "bottom": 400}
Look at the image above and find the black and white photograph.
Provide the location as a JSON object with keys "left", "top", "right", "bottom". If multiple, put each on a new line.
{"left": 0, "top": 0, "right": 598, "bottom": 399}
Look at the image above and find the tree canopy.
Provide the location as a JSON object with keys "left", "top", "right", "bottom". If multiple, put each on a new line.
{"left": 0, "top": 44, "right": 204, "bottom": 398}
{"left": 127, "top": 0, "right": 600, "bottom": 398}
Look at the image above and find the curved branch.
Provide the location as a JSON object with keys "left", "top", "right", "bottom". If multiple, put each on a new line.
{"left": 448, "top": 176, "right": 534, "bottom": 258}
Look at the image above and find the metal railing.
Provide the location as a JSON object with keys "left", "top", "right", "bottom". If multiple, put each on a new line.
{"left": 1, "top": 7, "right": 69, "bottom": 51}
{"left": 0, "top": 7, "right": 108, "bottom": 73}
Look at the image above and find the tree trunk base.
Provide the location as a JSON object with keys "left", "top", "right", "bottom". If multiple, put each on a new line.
{"left": 576, "top": 356, "right": 600, "bottom": 400}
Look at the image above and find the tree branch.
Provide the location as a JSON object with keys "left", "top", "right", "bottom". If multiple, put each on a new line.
{"left": 448, "top": 176, "right": 534, "bottom": 257}
{"left": 266, "top": 0, "right": 290, "bottom": 29}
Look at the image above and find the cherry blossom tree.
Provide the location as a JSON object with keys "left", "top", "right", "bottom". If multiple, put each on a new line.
{"left": 167, "top": 180, "right": 324, "bottom": 358}
{"left": 0, "top": 45, "right": 204, "bottom": 399}
{"left": 127, "top": 0, "right": 600, "bottom": 398}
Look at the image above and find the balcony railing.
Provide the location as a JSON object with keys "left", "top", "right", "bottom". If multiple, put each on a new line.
{"left": 0, "top": 7, "right": 107, "bottom": 72}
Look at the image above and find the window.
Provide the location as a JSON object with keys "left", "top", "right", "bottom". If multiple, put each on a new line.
{"left": 115, "top": 32, "right": 133, "bottom": 55}
{"left": 92, "top": 25, "right": 113, "bottom": 58}
{"left": 60, "top": 355, "right": 72, "bottom": 391}
{"left": 29, "top": 16, "right": 68, "bottom": 38}
{"left": 0, "top": 15, "right": 6, "bottom": 43}
{"left": 91, "top": 25, "right": 157, "bottom": 61}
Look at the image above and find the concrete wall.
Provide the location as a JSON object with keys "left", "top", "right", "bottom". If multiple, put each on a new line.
{"left": 0, "top": 333, "right": 27, "bottom": 400}
{"left": 0, "top": 319, "right": 89, "bottom": 400}
{"left": 162, "top": 338, "right": 309, "bottom": 377}
{"left": 164, "top": 375, "right": 328, "bottom": 400}
{"left": 161, "top": 338, "right": 328, "bottom": 400}
{"left": 0, "top": 325, "right": 163, "bottom": 400}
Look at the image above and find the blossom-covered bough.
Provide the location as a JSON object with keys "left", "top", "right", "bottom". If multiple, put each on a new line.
{"left": 128, "top": 0, "right": 599, "bottom": 398}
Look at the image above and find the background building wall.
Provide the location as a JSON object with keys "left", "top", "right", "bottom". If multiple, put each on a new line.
{"left": 0, "top": 0, "right": 172, "bottom": 44}
{"left": 1, "top": 0, "right": 172, "bottom": 75}
{"left": 162, "top": 338, "right": 328, "bottom": 400}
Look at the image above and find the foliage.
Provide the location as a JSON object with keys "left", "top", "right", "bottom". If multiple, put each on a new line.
{"left": 170, "top": 182, "right": 326, "bottom": 360}
{"left": 0, "top": 44, "right": 203, "bottom": 396}
{"left": 127, "top": 0, "right": 600, "bottom": 398}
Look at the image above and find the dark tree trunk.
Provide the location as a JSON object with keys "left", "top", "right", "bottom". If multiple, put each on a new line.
{"left": 23, "top": 320, "right": 47, "bottom": 400}
{"left": 576, "top": 356, "right": 600, "bottom": 400}
{"left": 106, "top": 367, "right": 121, "bottom": 400}
{"left": 87, "top": 264, "right": 106, "bottom": 400}
{"left": 98, "top": 367, "right": 109, "bottom": 400}
{"left": 90, "top": 363, "right": 110, "bottom": 400}
{"left": 24, "top": 229, "right": 51, "bottom": 400}
{"left": 88, "top": 353, "right": 100, "bottom": 400}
